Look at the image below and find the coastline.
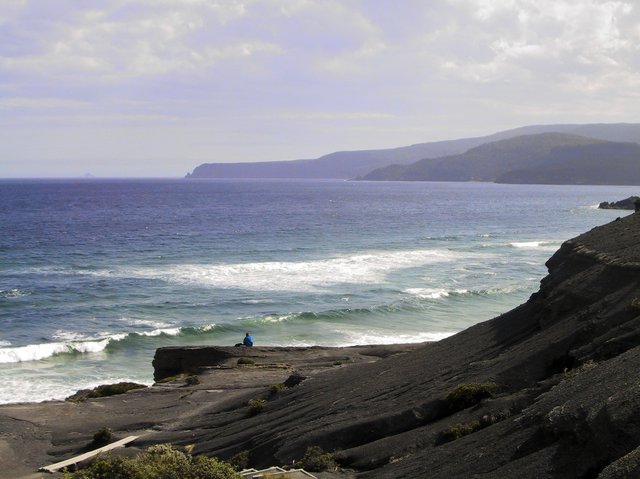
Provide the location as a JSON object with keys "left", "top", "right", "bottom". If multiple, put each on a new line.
{"left": 4, "top": 212, "right": 640, "bottom": 478}
{"left": 0, "top": 344, "right": 420, "bottom": 479}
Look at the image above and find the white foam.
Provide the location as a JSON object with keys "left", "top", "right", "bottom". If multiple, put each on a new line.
{"left": 509, "top": 241, "right": 561, "bottom": 251}
{"left": 0, "top": 340, "right": 11, "bottom": 347}
{"left": 336, "top": 330, "right": 455, "bottom": 346}
{"left": 0, "top": 335, "right": 126, "bottom": 364}
{"left": 93, "top": 248, "right": 470, "bottom": 292}
{"left": 198, "top": 324, "right": 217, "bottom": 332}
{"left": 0, "top": 288, "right": 32, "bottom": 298}
{"left": 404, "top": 288, "right": 469, "bottom": 299}
{"left": 121, "top": 318, "right": 173, "bottom": 329}
{"left": 134, "top": 327, "right": 182, "bottom": 337}
{"left": 256, "top": 313, "right": 297, "bottom": 324}
{"left": 0, "top": 376, "right": 153, "bottom": 405}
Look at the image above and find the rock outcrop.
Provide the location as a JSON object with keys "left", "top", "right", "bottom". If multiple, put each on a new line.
{"left": 599, "top": 196, "right": 640, "bottom": 210}
{"left": 150, "top": 212, "right": 640, "bottom": 478}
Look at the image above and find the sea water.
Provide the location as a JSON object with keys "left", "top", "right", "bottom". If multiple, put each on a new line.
{"left": 0, "top": 179, "right": 634, "bottom": 404}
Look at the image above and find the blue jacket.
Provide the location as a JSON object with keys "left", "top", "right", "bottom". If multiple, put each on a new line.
{"left": 243, "top": 335, "right": 254, "bottom": 347}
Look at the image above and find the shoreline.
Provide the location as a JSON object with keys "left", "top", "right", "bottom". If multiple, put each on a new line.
{"left": 0, "top": 343, "right": 421, "bottom": 479}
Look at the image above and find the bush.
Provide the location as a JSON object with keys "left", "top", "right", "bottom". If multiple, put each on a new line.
{"left": 436, "top": 420, "right": 481, "bottom": 444}
{"left": 445, "top": 382, "right": 498, "bottom": 412}
{"left": 228, "top": 450, "right": 249, "bottom": 471}
{"left": 62, "top": 444, "right": 241, "bottom": 478}
{"left": 185, "top": 375, "right": 200, "bottom": 386}
{"left": 66, "top": 383, "right": 147, "bottom": 403}
{"left": 237, "top": 357, "right": 255, "bottom": 365}
{"left": 91, "top": 427, "right": 113, "bottom": 447}
{"left": 247, "top": 399, "right": 266, "bottom": 416}
{"left": 269, "top": 383, "right": 286, "bottom": 396}
{"left": 563, "top": 359, "right": 597, "bottom": 379}
{"left": 298, "top": 446, "right": 337, "bottom": 472}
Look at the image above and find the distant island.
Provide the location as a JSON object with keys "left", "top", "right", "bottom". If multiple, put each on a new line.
{"left": 186, "top": 123, "right": 640, "bottom": 185}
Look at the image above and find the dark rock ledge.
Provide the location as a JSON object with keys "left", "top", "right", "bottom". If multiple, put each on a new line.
{"left": 3, "top": 213, "right": 640, "bottom": 478}
{"left": 598, "top": 196, "right": 640, "bottom": 210}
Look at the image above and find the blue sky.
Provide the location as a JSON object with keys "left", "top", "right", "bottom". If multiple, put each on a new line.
{"left": 1, "top": 0, "right": 639, "bottom": 177}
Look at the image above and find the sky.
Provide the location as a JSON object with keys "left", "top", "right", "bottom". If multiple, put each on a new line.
{"left": 1, "top": 0, "right": 639, "bottom": 178}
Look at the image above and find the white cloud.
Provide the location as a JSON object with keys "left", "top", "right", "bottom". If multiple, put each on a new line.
{"left": 1, "top": 0, "right": 640, "bottom": 177}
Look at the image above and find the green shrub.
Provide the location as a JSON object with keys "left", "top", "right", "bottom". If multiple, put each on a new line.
{"left": 247, "top": 399, "right": 266, "bottom": 416}
{"left": 66, "top": 382, "right": 147, "bottom": 403}
{"left": 228, "top": 450, "right": 249, "bottom": 471}
{"left": 269, "top": 383, "right": 286, "bottom": 396}
{"left": 237, "top": 357, "right": 255, "bottom": 365}
{"left": 445, "top": 382, "right": 498, "bottom": 412}
{"left": 437, "top": 420, "right": 481, "bottom": 444}
{"left": 563, "top": 359, "right": 597, "bottom": 379}
{"left": 298, "top": 446, "right": 337, "bottom": 472}
{"left": 91, "top": 427, "right": 113, "bottom": 447}
{"left": 157, "top": 375, "right": 177, "bottom": 384}
{"left": 185, "top": 375, "right": 200, "bottom": 386}
{"left": 62, "top": 443, "right": 240, "bottom": 478}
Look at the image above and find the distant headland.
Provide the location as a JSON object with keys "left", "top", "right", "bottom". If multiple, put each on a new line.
{"left": 186, "top": 123, "right": 640, "bottom": 185}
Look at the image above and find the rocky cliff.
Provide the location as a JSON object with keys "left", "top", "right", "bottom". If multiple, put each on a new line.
{"left": 147, "top": 213, "right": 640, "bottom": 478}
{"left": 599, "top": 196, "right": 640, "bottom": 210}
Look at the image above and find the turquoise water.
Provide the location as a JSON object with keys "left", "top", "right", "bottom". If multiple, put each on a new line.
{"left": 0, "top": 179, "right": 634, "bottom": 403}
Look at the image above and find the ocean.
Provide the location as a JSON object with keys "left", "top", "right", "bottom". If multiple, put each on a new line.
{"left": 0, "top": 179, "right": 635, "bottom": 404}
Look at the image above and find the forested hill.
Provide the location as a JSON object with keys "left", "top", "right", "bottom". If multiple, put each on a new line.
{"left": 360, "top": 133, "right": 640, "bottom": 185}
{"left": 186, "top": 123, "right": 640, "bottom": 180}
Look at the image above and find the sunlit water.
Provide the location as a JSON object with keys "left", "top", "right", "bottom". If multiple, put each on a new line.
{"left": 0, "top": 179, "right": 634, "bottom": 403}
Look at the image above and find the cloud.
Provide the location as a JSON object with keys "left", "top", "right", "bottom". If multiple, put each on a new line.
{"left": 1, "top": 0, "right": 640, "bottom": 177}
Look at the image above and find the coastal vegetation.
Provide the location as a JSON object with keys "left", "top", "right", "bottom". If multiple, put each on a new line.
{"left": 90, "top": 427, "right": 113, "bottom": 448}
{"left": 444, "top": 381, "right": 498, "bottom": 412}
{"left": 66, "top": 383, "right": 147, "bottom": 403}
{"left": 268, "top": 383, "right": 287, "bottom": 396}
{"left": 61, "top": 444, "right": 240, "bottom": 479}
{"left": 298, "top": 446, "right": 337, "bottom": 472}
{"left": 228, "top": 450, "right": 249, "bottom": 471}
{"left": 247, "top": 398, "right": 266, "bottom": 416}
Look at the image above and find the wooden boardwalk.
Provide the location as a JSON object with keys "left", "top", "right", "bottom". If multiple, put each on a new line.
{"left": 38, "top": 435, "right": 138, "bottom": 473}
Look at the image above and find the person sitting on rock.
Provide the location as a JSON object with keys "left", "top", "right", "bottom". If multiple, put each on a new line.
{"left": 243, "top": 332, "right": 254, "bottom": 347}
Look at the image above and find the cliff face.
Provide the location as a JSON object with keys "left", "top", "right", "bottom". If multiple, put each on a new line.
{"left": 150, "top": 213, "right": 640, "bottom": 478}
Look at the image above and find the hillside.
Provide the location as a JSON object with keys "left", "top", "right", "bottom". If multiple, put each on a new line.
{"left": 186, "top": 123, "right": 640, "bottom": 180}
{"left": 362, "top": 134, "right": 640, "bottom": 185}
{"left": 4, "top": 213, "right": 640, "bottom": 478}
{"left": 360, "top": 132, "right": 603, "bottom": 181}
{"left": 186, "top": 137, "right": 490, "bottom": 179}
{"left": 496, "top": 142, "right": 640, "bottom": 184}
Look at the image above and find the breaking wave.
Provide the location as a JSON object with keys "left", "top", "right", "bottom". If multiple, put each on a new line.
{"left": 0, "top": 336, "right": 123, "bottom": 364}
{"left": 403, "top": 284, "right": 528, "bottom": 300}
{"left": 509, "top": 240, "right": 562, "bottom": 251}
{"left": 0, "top": 288, "right": 32, "bottom": 299}
{"left": 88, "top": 248, "right": 475, "bottom": 292}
